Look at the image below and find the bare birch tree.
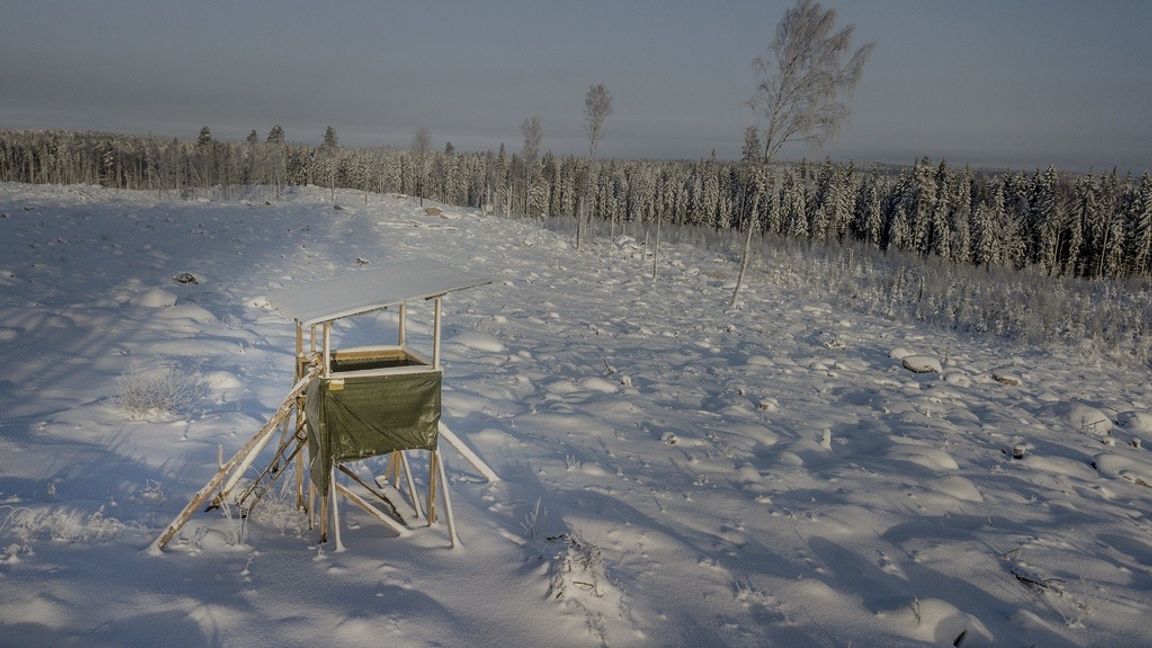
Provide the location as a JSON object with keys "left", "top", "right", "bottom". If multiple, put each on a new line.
{"left": 578, "top": 83, "right": 613, "bottom": 250}
{"left": 729, "top": 0, "right": 873, "bottom": 308}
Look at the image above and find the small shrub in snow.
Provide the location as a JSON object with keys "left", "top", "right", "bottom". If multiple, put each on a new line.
{"left": 547, "top": 530, "right": 607, "bottom": 599}
{"left": 247, "top": 485, "right": 309, "bottom": 538}
{"left": 114, "top": 365, "right": 200, "bottom": 420}
{"left": 520, "top": 498, "right": 547, "bottom": 540}
{"left": 1, "top": 504, "right": 130, "bottom": 545}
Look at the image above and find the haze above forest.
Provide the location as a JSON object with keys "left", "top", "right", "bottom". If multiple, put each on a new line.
{"left": 1, "top": 1, "right": 1149, "bottom": 172}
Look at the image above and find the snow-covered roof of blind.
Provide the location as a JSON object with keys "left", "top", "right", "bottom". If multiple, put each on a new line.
{"left": 268, "top": 259, "right": 490, "bottom": 326}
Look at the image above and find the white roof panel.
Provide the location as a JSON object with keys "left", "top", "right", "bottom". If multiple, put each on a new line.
{"left": 268, "top": 259, "right": 490, "bottom": 325}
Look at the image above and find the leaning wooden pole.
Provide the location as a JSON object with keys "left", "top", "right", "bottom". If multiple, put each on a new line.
{"left": 438, "top": 422, "right": 500, "bottom": 483}
{"left": 427, "top": 450, "right": 439, "bottom": 525}
{"left": 150, "top": 370, "right": 316, "bottom": 552}
{"left": 399, "top": 451, "right": 424, "bottom": 520}
{"left": 434, "top": 449, "right": 460, "bottom": 548}
{"left": 432, "top": 297, "right": 442, "bottom": 369}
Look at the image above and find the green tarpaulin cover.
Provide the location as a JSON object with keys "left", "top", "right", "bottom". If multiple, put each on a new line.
{"left": 304, "top": 370, "right": 441, "bottom": 495}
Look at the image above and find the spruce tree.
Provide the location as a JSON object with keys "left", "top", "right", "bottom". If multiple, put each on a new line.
{"left": 1125, "top": 173, "right": 1152, "bottom": 276}
{"left": 266, "top": 125, "right": 285, "bottom": 145}
{"left": 886, "top": 204, "right": 910, "bottom": 251}
{"left": 741, "top": 126, "right": 762, "bottom": 163}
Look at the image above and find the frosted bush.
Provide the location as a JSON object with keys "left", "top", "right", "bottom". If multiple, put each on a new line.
{"left": 547, "top": 529, "right": 607, "bottom": 599}
{"left": 1, "top": 504, "right": 131, "bottom": 545}
{"left": 248, "top": 484, "right": 310, "bottom": 538}
{"left": 115, "top": 365, "right": 201, "bottom": 420}
{"left": 560, "top": 218, "right": 1152, "bottom": 365}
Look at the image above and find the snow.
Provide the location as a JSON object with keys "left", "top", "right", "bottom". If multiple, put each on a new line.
{"left": 900, "top": 354, "right": 942, "bottom": 374}
{"left": 1, "top": 182, "right": 1151, "bottom": 647}
{"left": 267, "top": 259, "right": 490, "bottom": 325}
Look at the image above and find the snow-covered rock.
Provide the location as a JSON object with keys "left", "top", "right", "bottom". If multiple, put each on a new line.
{"left": 901, "top": 355, "right": 942, "bottom": 374}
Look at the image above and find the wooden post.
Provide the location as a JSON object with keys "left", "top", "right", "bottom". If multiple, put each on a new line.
{"left": 310, "top": 324, "right": 317, "bottom": 354}
{"left": 427, "top": 450, "right": 439, "bottom": 525}
{"left": 399, "top": 451, "right": 424, "bottom": 519}
{"left": 389, "top": 450, "right": 401, "bottom": 487}
{"left": 432, "top": 297, "right": 442, "bottom": 369}
{"left": 438, "top": 422, "right": 500, "bottom": 483}
{"left": 335, "top": 482, "right": 409, "bottom": 536}
{"left": 319, "top": 480, "right": 329, "bottom": 543}
{"left": 398, "top": 302, "right": 407, "bottom": 346}
{"left": 308, "top": 480, "right": 316, "bottom": 529}
{"left": 295, "top": 321, "right": 304, "bottom": 380}
{"left": 322, "top": 322, "right": 332, "bottom": 378}
{"left": 435, "top": 449, "right": 459, "bottom": 548}
{"left": 294, "top": 444, "right": 306, "bottom": 510}
{"left": 331, "top": 467, "right": 345, "bottom": 551}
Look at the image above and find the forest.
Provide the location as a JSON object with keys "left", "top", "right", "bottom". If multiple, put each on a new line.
{"left": 2, "top": 127, "right": 1150, "bottom": 281}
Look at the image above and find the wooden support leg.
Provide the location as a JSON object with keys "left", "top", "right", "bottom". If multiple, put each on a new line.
{"left": 400, "top": 451, "right": 424, "bottom": 520}
{"left": 335, "top": 482, "right": 410, "bottom": 537}
{"left": 435, "top": 449, "right": 460, "bottom": 548}
{"left": 331, "top": 467, "right": 345, "bottom": 552}
{"left": 308, "top": 480, "right": 316, "bottom": 529}
{"left": 427, "top": 450, "right": 439, "bottom": 525}
{"left": 389, "top": 450, "right": 402, "bottom": 487}
{"left": 295, "top": 403, "right": 305, "bottom": 510}
{"left": 319, "top": 481, "right": 329, "bottom": 543}
{"left": 438, "top": 422, "right": 501, "bottom": 483}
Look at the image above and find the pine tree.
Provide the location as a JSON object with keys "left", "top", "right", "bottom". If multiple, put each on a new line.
{"left": 886, "top": 204, "right": 910, "bottom": 251}
{"left": 266, "top": 125, "right": 285, "bottom": 145}
{"left": 929, "top": 179, "right": 951, "bottom": 260}
{"left": 1028, "top": 165, "right": 1061, "bottom": 274}
{"left": 741, "top": 126, "right": 762, "bottom": 163}
{"left": 832, "top": 163, "right": 855, "bottom": 240}
{"left": 1066, "top": 175, "right": 1097, "bottom": 277}
{"left": 908, "top": 157, "right": 937, "bottom": 255}
{"left": 1125, "top": 173, "right": 1152, "bottom": 276}
{"left": 949, "top": 168, "right": 973, "bottom": 264}
{"left": 971, "top": 203, "right": 995, "bottom": 267}
{"left": 783, "top": 170, "right": 808, "bottom": 239}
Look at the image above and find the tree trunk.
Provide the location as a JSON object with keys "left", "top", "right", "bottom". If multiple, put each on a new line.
{"left": 728, "top": 193, "right": 761, "bottom": 308}
{"left": 652, "top": 216, "right": 662, "bottom": 280}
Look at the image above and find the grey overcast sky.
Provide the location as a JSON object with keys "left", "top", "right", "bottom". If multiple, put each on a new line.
{"left": 2, "top": 0, "right": 1149, "bottom": 172}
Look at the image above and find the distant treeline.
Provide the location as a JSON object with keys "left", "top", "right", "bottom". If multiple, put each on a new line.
{"left": 2, "top": 128, "right": 1150, "bottom": 280}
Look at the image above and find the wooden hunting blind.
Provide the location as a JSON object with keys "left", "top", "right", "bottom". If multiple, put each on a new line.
{"left": 153, "top": 259, "right": 499, "bottom": 552}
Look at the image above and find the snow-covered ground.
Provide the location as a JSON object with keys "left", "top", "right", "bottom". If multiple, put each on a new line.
{"left": 1, "top": 182, "right": 1150, "bottom": 647}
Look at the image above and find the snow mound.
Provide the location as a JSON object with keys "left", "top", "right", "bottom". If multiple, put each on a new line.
{"left": 579, "top": 377, "right": 618, "bottom": 394}
{"left": 1046, "top": 402, "right": 1113, "bottom": 436}
{"left": 932, "top": 475, "right": 983, "bottom": 502}
{"left": 991, "top": 367, "right": 1023, "bottom": 386}
{"left": 901, "top": 355, "right": 941, "bottom": 374}
{"left": 887, "top": 443, "right": 959, "bottom": 471}
{"left": 449, "top": 331, "right": 505, "bottom": 353}
{"left": 876, "top": 598, "right": 982, "bottom": 646}
{"left": 130, "top": 287, "right": 178, "bottom": 308}
{"left": 1116, "top": 411, "right": 1152, "bottom": 434}
{"left": 889, "top": 347, "right": 915, "bottom": 360}
{"left": 1092, "top": 452, "right": 1152, "bottom": 488}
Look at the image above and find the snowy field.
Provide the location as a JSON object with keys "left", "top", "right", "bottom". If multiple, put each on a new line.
{"left": 1, "top": 182, "right": 1151, "bottom": 647}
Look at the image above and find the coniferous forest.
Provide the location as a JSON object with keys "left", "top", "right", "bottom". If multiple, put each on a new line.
{"left": 2, "top": 127, "right": 1150, "bottom": 281}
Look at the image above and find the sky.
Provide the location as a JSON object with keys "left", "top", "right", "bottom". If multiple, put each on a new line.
{"left": 2, "top": 0, "right": 1149, "bottom": 172}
